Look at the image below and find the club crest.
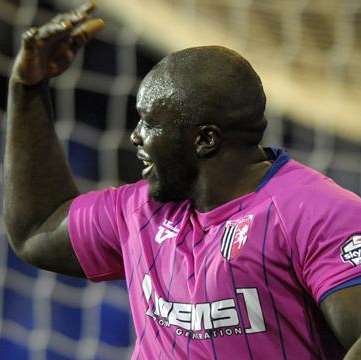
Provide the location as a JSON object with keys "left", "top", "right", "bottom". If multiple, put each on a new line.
{"left": 220, "top": 215, "right": 254, "bottom": 261}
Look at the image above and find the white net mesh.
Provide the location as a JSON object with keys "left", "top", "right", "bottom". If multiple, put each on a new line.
{"left": 0, "top": 0, "right": 148, "bottom": 359}
{"left": 0, "top": 0, "right": 360, "bottom": 359}
{"left": 106, "top": 0, "right": 361, "bottom": 142}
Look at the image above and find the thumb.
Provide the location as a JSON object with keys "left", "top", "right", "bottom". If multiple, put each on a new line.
{"left": 70, "top": 18, "right": 105, "bottom": 51}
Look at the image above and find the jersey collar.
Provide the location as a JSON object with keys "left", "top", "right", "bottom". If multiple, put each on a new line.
{"left": 194, "top": 147, "right": 290, "bottom": 229}
{"left": 256, "top": 147, "right": 290, "bottom": 191}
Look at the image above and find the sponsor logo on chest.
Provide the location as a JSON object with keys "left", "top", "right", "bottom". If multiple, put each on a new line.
{"left": 142, "top": 274, "right": 266, "bottom": 340}
{"left": 220, "top": 215, "right": 254, "bottom": 260}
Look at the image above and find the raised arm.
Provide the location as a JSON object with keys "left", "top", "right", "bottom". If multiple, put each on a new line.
{"left": 3, "top": 2, "right": 104, "bottom": 277}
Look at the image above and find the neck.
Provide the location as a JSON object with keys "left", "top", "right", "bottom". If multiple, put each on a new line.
{"left": 192, "top": 146, "right": 271, "bottom": 212}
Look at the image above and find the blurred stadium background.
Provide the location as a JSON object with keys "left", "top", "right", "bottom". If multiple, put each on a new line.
{"left": 0, "top": 0, "right": 360, "bottom": 359}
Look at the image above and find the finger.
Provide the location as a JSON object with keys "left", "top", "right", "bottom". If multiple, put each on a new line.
{"left": 21, "top": 27, "right": 39, "bottom": 50}
{"left": 69, "top": 18, "right": 105, "bottom": 50}
{"left": 36, "top": 20, "right": 73, "bottom": 43}
{"left": 51, "top": 1, "right": 96, "bottom": 27}
{"left": 76, "top": 1, "right": 96, "bottom": 15}
{"left": 51, "top": 12, "right": 86, "bottom": 27}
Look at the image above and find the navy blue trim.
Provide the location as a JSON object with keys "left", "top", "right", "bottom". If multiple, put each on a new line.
{"left": 149, "top": 216, "right": 183, "bottom": 273}
{"left": 204, "top": 250, "right": 219, "bottom": 360}
{"left": 186, "top": 330, "right": 191, "bottom": 359}
{"left": 262, "top": 203, "right": 288, "bottom": 360}
{"left": 136, "top": 319, "right": 148, "bottom": 360}
{"left": 139, "top": 204, "right": 165, "bottom": 231}
{"left": 128, "top": 204, "right": 165, "bottom": 289}
{"left": 128, "top": 253, "right": 142, "bottom": 289}
{"left": 228, "top": 262, "right": 254, "bottom": 360}
{"left": 168, "top": 229, "right": 191, "bottom": 354}
{"left": 193, "top": 238, "right": 203, "bottom": 247}
{"left": 134, "top": 204, "right": 166, "bottom": 354}
{"left": 319, "top": 276, "right": 361, "bottom": 303}
{"left": 148, "top": 246, "right": 162, "bottom": 272}
{"left": 256, "top": 147, "right": 290, "bottom": 191}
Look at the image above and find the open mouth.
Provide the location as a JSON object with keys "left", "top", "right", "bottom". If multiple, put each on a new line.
{"left": 142, "top": 160, "right": 154, "bottom": 178}
{"left": 137, "top": 152, "right": 154, "bottom": 178}
{"left": 137, "top": 149, "right": 154, "bottom": 179}
{"left": 142, "top": 160, "right": 152, "bottom": 167}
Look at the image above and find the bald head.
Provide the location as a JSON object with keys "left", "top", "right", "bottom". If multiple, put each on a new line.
{"left": 137, "top": 46, "right": 267, "bottom": 145}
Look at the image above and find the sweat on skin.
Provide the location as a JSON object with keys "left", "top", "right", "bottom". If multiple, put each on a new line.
{"left": 3, "top": 3, "right": 361, "bottom": 358}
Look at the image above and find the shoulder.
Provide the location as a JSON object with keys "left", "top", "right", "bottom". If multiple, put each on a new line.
{"left": 266, "top": 159, "right": 361, "bottom": 211}
{"left": 70, "top": 180, "right": 152, "bottom": 218}
{"left": 263, "top": 160, "right": 361, "bottom": 240}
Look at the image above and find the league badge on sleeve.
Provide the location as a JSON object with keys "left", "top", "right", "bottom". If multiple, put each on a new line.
{"left": 220, "top": 215, "right": 254, "bottom": 261}
{"left": 341, "top": 234, "right": 361, "bottom": 266}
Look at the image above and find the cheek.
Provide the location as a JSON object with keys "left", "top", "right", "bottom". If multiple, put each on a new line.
{"left": 143, "top": 128, "right": 164, "bottom": 148}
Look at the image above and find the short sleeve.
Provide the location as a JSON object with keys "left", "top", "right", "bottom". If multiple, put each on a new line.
{"left": 68, "top": 187, "right": 128, "bottom": 281}
{"left": 294, "top": 188, "right": 361, "bottom": 303}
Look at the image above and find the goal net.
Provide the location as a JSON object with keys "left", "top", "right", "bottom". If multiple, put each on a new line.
{"left": 0, "top": 0, "right": 360, "bottom": 359}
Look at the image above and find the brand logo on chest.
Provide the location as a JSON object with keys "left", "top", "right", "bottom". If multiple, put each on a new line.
{"left": 155, "top": 219, "right": 180, "bottom": 244}
{"left": 220, "top": 215, "right": 254, "bottom": 261}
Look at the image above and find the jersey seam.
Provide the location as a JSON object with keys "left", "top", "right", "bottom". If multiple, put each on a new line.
{"left": 132, "top": 199, "right": 152, "bottom": 215}
{"left": 268, "top": 195, "right": 291, "bottom": 256}
{"left": 269, "top": 194, "right": 314, "bottom": 296}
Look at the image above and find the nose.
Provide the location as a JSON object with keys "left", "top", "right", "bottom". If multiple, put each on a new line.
{"left": 130, "top": 126, "right": 142, "bottom": 147}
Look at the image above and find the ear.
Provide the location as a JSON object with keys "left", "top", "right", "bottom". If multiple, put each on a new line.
{"left": 195, "top": 124, "right": 222, "bottom": 158}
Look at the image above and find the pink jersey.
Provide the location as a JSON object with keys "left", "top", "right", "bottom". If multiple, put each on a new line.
{"left": 68, "top": 148, "right": 361, "bottom": 359}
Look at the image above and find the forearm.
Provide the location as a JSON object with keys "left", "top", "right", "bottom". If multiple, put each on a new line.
{"left": 4, "top": 78, "right": 79, "bottom": 250}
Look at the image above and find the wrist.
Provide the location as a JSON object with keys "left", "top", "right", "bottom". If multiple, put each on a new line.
{"left": 9, "top": 75, "right": 49, "bottom": 89}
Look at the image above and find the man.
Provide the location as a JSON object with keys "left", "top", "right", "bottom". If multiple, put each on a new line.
{"left": 4, "top": 2, "right": 361, "bottom": 359}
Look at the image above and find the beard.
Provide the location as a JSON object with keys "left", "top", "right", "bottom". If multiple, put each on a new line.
{"left": 148, "top": 161, "right": 198, "bottom": 203}
{"left": 145, "top": 125, "right": 198, "bottom": 202}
